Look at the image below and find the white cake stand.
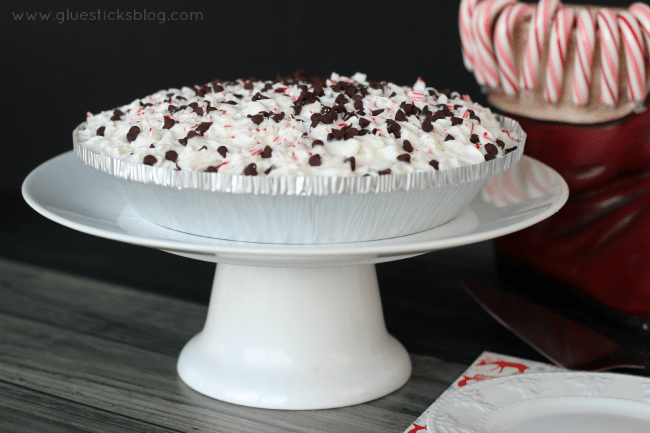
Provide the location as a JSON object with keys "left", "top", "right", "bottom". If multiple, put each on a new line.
{"left": 22, "top": 152, "right": 568, "bottom": 410}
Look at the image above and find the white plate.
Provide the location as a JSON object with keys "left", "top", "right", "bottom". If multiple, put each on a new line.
{"left": 22, "top": 152, "right": 568, "bottom": 267}
{"left": 427, "top": 372, "right": 650, "bottom": 433}
{"left": 21, "top": 152, "right": 570, "bottom": 409}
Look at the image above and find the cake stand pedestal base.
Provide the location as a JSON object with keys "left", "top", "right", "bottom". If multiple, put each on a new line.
{"left": 177, "top": 263, "right": 411, "bottom": 409}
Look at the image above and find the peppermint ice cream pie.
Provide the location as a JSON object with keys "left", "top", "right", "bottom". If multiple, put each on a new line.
{"left": 77, "top": 71, "right": 519, "bottom": 177}
{"left": 73, "top": 71, "right": 524, "bottom": 244}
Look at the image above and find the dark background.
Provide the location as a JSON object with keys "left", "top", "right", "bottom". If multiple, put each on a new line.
{"left": 0, "top": 0, "right": 637, "bottom": 364}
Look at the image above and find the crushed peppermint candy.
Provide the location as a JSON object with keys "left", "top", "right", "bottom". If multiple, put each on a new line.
{"left": 76, "top": 71, "right": 518, "bottom": 176}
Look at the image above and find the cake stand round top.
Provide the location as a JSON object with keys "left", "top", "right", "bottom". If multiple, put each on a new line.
{"left": 22, "top": 151, "right": 568, "bottom": 268}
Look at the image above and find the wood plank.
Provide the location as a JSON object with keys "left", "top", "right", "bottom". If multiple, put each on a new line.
{"left": 0, "top": 258, "right": 204, "bottom": 357}
{"left": 0, "top": 381, "right": 178, "bottom": 433}
{"left": 0, "top": 310, "right": 454, "bottom": 432}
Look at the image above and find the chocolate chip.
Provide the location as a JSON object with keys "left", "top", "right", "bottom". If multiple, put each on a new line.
{"left": 165, "top": 150, "right": 178, "bottom": 162}
{"left": 126, "top": 126, "right": 140, "bottom": 143}
{"left": 252, "top": 92, "right": 270, "bottom": 101}
{"left": 176, "top": 96, "right": 187, "bottom": 101}
{"left": 244, "top": 82, "right": 254, "bottom": 90}
{"left": 186, "top": 131, "right": 199, "bottom": 140}
{"left": 261, "top": 146, "right": 272, "bottom": 158}
{"left": 163, "top": 117, "right": 176, "bottom": 129}
{"left": 217, "top": 146, "right": 228, "bottom": 158}
{"left": 96, "top": 126, "right": 105, "bottom": 136}
{"left": 395, "top": 110, "right": 406, "bottom": 122}
{"left": 179, "top": 138, "right": 188, "bottom": 146}
{"left": 308, "top": 154, "right": 321, "bottom": 167}
{"left": 206, "top": 166, "right": 218, "bottom": 173}
{"left": 386, "top": 119, "right": 401, "bottom": 134}
{"left": 496, "top": 139, "right": 505, "bottom": 149}
{"left": 389, "top": 92, "right": 397, "bottom": 97}
{"left": 444, "top": 134, "right": 454, "bottom": 141}
{"left": 192, "top": 105, "right": 204, "bottom": 116}
{"left": 354, "top": 100, "right": 363, "bottom": 110}
{"left": 195, "top": 122, "right": 212, "bottom": 135}
{"left": 484, "top": 153, "right": 496, "bottom": 161}
{"left": 421, "top": 120, "right": 433, "bottom": 133}
{"left": 244, "top": 163, "right": 258, "bottom": 175}
{"left": 149, "top": 144, "right": 155, "bottom": 148}
{"left": 431, "top": 110, "right": 446, "bottom": 121}
{"left": 223, "top": 101, "right": 237, "bottom": 105}
{"left": 344, "top": 156, "right": 356, "bottom": 171}
{"left": 371, "top": 109, "right": 384, "bottom": 116}
{"left": 442, "top": 89, "right": 451, "bottom": 97}
{"left": 213, "top": 84, "right": 224, "bottom": 92}
{"left": 505, "top": 146, "right": 517, "bottom": 154}
{"left": 272, "top": 112, "right": 285, "bottom": 123}
{"left": 264, "top": 166, "right": 274, "bottom": 175}
{"left": 470, "top": 134, "right": 480, "bottom": 144}
{"left": 199, "top": 145, "right": 207, "bottom": 151}
{"left": 485, "top": 142, "right": 498, "bottom": 155}
{"left": 378, "top": 169, "right": 392, "bottom": 175}
{"left": 397, "top": 154, "right": 411, "bottom": 163}
{"left": 110, "top": 109, "right": 124, "bottom": 121}
{"left": 312, "top": 139, "right": 324, "bottom": 147}
{"left": 403, "top": 140, "right": 413, "bottom": 152}
{"left": 450, "top": 117, "right": 463, "bottom": 126}
{"left": 140, "top": 101, "right": 153, "bottom": 107}
{"left": 344, "top": 128, "right": 359, "bottom": 140}
{"left": 335, "top": 94, "right": 348, "bottom": 104}
{"left": 429, "top": 160, "right": 439, "bottom": 170}
{"left": 143, "top": 155, "right": 157, "bottom": 166}
{"left": 293, "top": 102, "right": 303, "bottom": 116}
{"left": 359, "top": 118, "right": 371, "bottom": 128}
{"left": 250, "top": 114, "right": 264, "bottom": 125}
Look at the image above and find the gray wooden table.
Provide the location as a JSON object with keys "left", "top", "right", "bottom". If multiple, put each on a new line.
{"left": 0, "top": 258, "right": 474, "bottom": 432}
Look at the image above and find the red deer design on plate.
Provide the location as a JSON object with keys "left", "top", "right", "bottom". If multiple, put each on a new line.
{"left": 476, "top": 359, "right": 529, "bottom": 374}
{"left": 457, "top": 373, "right": 497, "bottom": 387}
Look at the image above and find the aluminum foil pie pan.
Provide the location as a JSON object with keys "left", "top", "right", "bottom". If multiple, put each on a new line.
{"left": 73, "top": 115, "right": 525, "bottom": 244}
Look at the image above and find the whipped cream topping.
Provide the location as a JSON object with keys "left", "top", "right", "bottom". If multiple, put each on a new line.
{"left": 76, "top": 71, "right": 519, "bottom": 176}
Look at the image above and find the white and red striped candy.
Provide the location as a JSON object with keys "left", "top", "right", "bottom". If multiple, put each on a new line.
{"left": 521, "top": 0, "right": 562, "bottom": 91}
{"left": 618, "top": 10, "right": 646, "bottom": 102}
{"left": 572, "top": 9, "right": 596, "bottom": 106}
{"left": 544, "top": 7, "right": 575, "bottom": 104}
{"left": 597, "top": 8, "right": 621, "bottom": 106}
{"left": 494, "top": 3, "right": 533, "bottom": 95}
{"left": 472, "top": 0, "right": 517, "bottom": 88}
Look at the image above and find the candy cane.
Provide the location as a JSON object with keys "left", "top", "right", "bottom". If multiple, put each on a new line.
{"left": 631, "top": 2, "right": 650, "bottom": 42}
{"left": 473, "top": 0, "right": 518, "bottom": 88}
{"left": 544, "top": 7, "right": 575, "bottom": 104}
{"left": 618, "top": 10, "right": 646, "bottom": 102}
{"left": 572, "top": 9, "right": 596, "bottom": 106}
{"left": 630, "top": 2, "right": 650, "bottom": 92}
{"left": 597, "top": 8, "right": 621, "bottom": 106}
{"left": 494, "top": 3, "right": 533, "bottom": 95}
{"left": 460, "top": 0, "right": 481, "bottom": 71}
{"left": 521, "top": 0, "right": 562, "bottom": 91}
